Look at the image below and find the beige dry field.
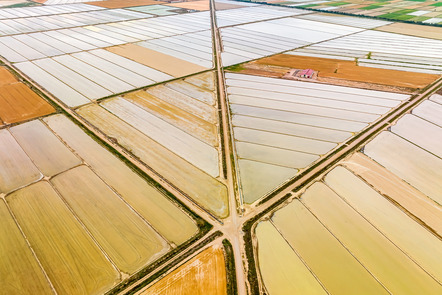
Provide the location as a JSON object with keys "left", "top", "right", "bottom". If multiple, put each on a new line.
{"left": 107, "top": 44, "right": 208, "bottom": 77}
{"left": 52, "top": 166, "right": 170, "bottom": 274}
{"left": 10, "top": 120, "right": 81, "bottom": 177}
{"left": 0, "top": 129, "right": 42, "bottom": 194}
{"left": 302, "top": 183, "right": 441, "bottom": 294}
{"left": 125, "top": 91, "right": 217, "bottom": 146}
{"left": 78, "top": 104, "right": 229, "bottom": 218}
{"left": 0, "top": 201, "right": 53, "bottom": 295}
{"left": 271, "top": 200, "right": 388, "bottom": 294}
{"left": 139, "top": 246, "right": 227, "bottom": 295}
{"left": 76, "top": 71, "right": 229, "bottom": 218}
{"left": 166, "top": 0, "right": 210, "bottom": 11}
{"left": 256, "top": 221, "right": 326, "bottom": 295}
{"left": 7, "top": 181, "right": 120, "bottom": 295}
{"left": 376, "top": 23, "right": 442, "bottom": 40}
{"left": 44, "top": 114, "right": 199, "bottom": 245}
{"left": 343, "top": 152, "right": 442, "bottom": 236}
{"left": 185, "top": 72, "right": 215, "bottom": 91}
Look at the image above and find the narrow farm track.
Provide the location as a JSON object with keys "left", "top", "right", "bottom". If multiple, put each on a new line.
{"left": 209, "top": 0, "right": 248, "bottom": 294}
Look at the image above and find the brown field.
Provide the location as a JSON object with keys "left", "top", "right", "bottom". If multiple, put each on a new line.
{"left": 106, "top": 44, "right": 207, "bottom": 77}
{"left": 139, "top": 246, "right": 227, "bottom": 295}
{"left": 253, "top": 54, "right": 439, "bottom": 89}
{"left": 0, "top": 67, "right": 54, "bottom": 125}
{"left": 343, "top": 152, "right": 442, "bottom": 236}
{"left": 376, "top": 23, "right": 442, "bottom": 40}
{"left": 86, "top": 0, "right": 165, "bottom": 8}
{"left": 0, "top": 67, "right": 17, "bottom": 86}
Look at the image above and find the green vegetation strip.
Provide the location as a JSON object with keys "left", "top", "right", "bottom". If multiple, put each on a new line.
{"left": 360, "top": 4, "right": 383, "bottom": 10}
{"left": 223, "top": 239, "right": 238, "bottom": 295}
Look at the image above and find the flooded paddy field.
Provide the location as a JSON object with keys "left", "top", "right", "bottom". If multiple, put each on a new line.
{"left": 364, "top": 131, "right": 442, "bottom": 205}
{"left": 78, "top": 72, "right": 229, "bottom": 218}
{"left": 0, "top": 6, "right": 213, "bottom": 107}
{"left": 256, "top": 167, "right": 442, "bottom": 294}
{"left": 287, "top": 29, "right": 442, "bottom": 75}
{"left": 0, "top": 66, "right": 54, "bottom": 125}
{"left": 0, "top": 113, "right": 200, "bottom": 294}
{"left": 226, "top": 72, "right": 409, "bottom": 204}
{"left": 219, "top": 11, "right": 366, "bottom": 66}
{"left": 256, "top": 99, "right": 442, "bottom": 293}
{"left": 138, "top": 245, "right": 227, "bottom": 295}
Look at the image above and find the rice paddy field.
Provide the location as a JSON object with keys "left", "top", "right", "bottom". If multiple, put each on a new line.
{"left": 254, "top": 94, "right": 442, "bottom": 294}
{"left": 1, "top": 0, "right": 442, "bottom": 294}
{"left": 77, "top": 71, "right": 229, "bottom": 218}
{"left": 256, "top": 0, "right": 442, "bottom": 25}
{"left": 0, "top": 113, "right": 200, "bottom": 294}
{"left": 225, "top": 72, "right": 410, "bottom": 204}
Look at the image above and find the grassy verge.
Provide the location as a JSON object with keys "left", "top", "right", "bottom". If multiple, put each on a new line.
{"left": 222, "top": 239, "right": 238, "bottom": 295}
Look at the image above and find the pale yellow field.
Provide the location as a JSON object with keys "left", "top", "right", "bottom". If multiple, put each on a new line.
{"left": 145, "top": 85, "right": 216, "bottom": 123}
{"left": 0, "top": 129, "right": 41, "bottom": 194}
{"left": 0, "top": 200, "right": 53, "bottom": 295}
{"left": 377, "top": 23, "right": 442, "bottom": 40}
{"left": 165, "top": 80, "right": 215, "bottom": 106}
{"left": 140, "top": 246, "right": 227, "bottom": 295}
{"left": 302, "top": 182, "right": 442, "bottom": 294}
{"left": 364, "top": 131, "right": 442, "bottom": 205}
{"left": 7, "top": 181, "right": 119, "bottom": 295}
{"left": 343, "top": 152, "right": 442, "bottom": 236}
{"left": 76, "top": 105, "right": 229, "bottom": 218}
{"left": 184, "top": 71, "right": 216, "bottom": 92}
{"left": 52, "top": 166, "right": 170, "bottom": 274}
{"left": 10, "top": 120, "right": 81, "bottom": 177}
{"left": 44, "top": 114, "right": 199, "bottom": 245}
{"left": 272, "top": 199, "right": 388, "bottom": 294}
{"left": 256, "top": 221, "right": 326, "bottom": 295}
{"left": 325, "top": 166, "right": 442, "bottom": 282}
{"left": 125, "top": 92, "right": 217, "bottom": 146}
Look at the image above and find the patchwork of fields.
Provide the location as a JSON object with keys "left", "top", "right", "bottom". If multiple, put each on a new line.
{"left": 0, "top": 114, "right": 200, "bottom": 294}
{"left": 0, "top": 0, "right": 441, "bottom": 294}
{"left": 257, "top": 0, "right": 442, "bottom": 25}
{"left": 255, "top": 93, "right": 442, "bottom": 293}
